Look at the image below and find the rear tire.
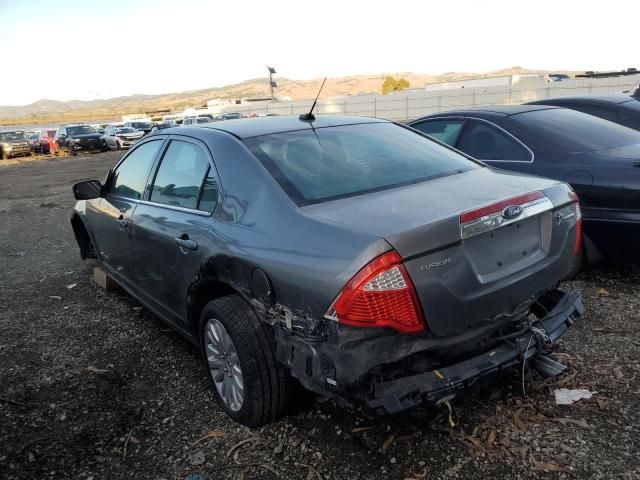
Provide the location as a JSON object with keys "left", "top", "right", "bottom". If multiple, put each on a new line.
{"left": 199, "top": 295, "right": 292, "bottom": 427}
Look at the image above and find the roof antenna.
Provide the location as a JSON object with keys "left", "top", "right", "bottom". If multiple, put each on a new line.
{"left": 299, "top": 77, "right": 327, "bottom": 121}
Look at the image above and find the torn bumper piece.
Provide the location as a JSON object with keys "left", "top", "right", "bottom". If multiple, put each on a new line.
{"left": 366, "top": 290, "right": 584, "bottom": 415}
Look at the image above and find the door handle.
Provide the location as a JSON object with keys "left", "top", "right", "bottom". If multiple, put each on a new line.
{"left": 116, "top": 214, "right": 129, "bottom": 228}
{"left": 633, "top": 161, "right": 640, "bottom": 168}
{"left": 174, "top": 234, "right": 197, "bottom": 251}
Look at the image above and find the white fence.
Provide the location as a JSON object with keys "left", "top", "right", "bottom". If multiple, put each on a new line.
{"left": 223, "top": 74, "right": 640, "bottom": 122}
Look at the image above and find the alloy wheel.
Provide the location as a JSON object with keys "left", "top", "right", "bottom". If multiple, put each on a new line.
{"left": 204, "top": 318, "right": 244, "bottom": 411}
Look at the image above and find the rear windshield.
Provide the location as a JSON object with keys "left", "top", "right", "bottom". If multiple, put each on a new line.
{"left": 0, "top": 131, "right": 25, "bottom": 141}
{"left": 244, "top": 122, "right": 479, "bottom": 205}
{"left": 511, "top": 108, "right": 640, "bottom": 152}
{"left": 117, "top": 127, "right": 136, "bottom": 133}
{"left": 67, "top": 126, "right": 95, "bottom": 136}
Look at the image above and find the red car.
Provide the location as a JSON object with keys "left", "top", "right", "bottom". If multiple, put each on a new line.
{"left": 34, "top": 129, "right": 59, "bottom": 154}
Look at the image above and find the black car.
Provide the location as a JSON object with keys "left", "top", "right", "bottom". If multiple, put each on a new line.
{"left": 0, "top": 130, "right": 31, "bottom": 160}
{"left": 527, "top": 94, "right": 640, "bottom": 131}
{"left": 409, "top": 105, "right": 640, "bottom": 260}
{"left": 55, "top": 125, "right": 105, "bottom": 155}
{"left": 70, "top": 117, "right": 582, "bottom": 426}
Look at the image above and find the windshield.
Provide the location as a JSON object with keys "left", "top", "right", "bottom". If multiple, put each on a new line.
{"left": 244, "top": 122, "right": 479, "bottom": 205}
{"left": 67, "top": 126, "right": 96, "bottom": 136}
{"left": 117, "top": 127, "right": 136, "bottom": 134}
{"left": 196, "top": 117, "right": 212, "bottom": 124}
{"left": 0, "top": 131, "right": 25, "bottom": 141}
{"left": 511, "top": 108, "right": 640, "bottom": 153}
{"left": 132, "top": 122, "right": 151, "bottom": 129}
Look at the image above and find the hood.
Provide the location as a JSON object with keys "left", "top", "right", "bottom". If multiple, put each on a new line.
{"left": 3, "top": 138, "right": 28, "bottom": 145}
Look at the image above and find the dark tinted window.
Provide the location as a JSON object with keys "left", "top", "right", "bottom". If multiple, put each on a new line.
{"left": 457, "top": 120, "right": 531, "bottom": 161}
{"left": 67, "top": 126, "right": 95, "bottom": 136}
{"left": 412, "top": 119, "right": 464, "bottom": 145}
{"left": 511, "top": 108, "right": 640, "bottom": 152}
{"left": 244, "top": 123, "right": 478, "bottom": 205}
{"left": 150, "top": 140, "right": 209, "bottom": 210}
{"left": 568, "top": 104, "right": 618, "bottom": 122}
{"left": 618, "top": 102, "right": 640, "bottom": 130}
{"left": 111, "top": 140, "right": 162, "bottom": 199}
{"left": 198, "top": 169, "right": 219, "bottom": 212}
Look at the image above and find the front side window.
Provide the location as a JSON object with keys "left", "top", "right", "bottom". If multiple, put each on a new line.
{"left": 244, "top": 122, "right": 479, "bottom": 205}
{"left": 412, "top": 119, "right": 464, "bottom": 145}
{"left": 110, "top": 140, "right": 162, "bottom": 199}
{"left": 150, "top": 140, "right": 210, "bottom": 210}
{"left": 456, "top": 120, "right": 532, "bottom": 161}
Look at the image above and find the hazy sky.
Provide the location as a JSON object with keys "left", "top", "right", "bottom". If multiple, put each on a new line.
{"left": 0, "top": 0, "right": 637, "bottom": 105}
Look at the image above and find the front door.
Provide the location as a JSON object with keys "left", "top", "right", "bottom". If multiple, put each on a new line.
{"left": 86, "top": 139, "right": 164, "bottom": 286}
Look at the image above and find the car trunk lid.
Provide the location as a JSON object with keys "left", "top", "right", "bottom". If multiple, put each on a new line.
{"left": 303, "top": 167, "right": 578, "bottom": 337}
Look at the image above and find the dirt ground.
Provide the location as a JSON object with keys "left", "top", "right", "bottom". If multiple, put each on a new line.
{"left": 1, "top": 152, "right": 639, "bottom": 480}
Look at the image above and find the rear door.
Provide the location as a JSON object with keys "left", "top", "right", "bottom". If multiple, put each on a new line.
{"left": 86, "top": 139, "right": 164, "bottom": 286}
{"left": 129, "top": 137, "right": 220, "bottom": 328}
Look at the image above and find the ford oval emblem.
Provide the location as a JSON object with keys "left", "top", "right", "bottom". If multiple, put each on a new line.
{"left": 502, "top": 205, "right": 523, "bottom": 220}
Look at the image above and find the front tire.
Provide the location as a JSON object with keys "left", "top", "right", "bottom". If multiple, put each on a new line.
{"left": 200, "top": 295, "right": 292, "bottom": 427}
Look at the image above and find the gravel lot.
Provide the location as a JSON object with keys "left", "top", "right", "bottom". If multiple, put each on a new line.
{"left": 1, "top": 152, "right": 639, "bottom": 480}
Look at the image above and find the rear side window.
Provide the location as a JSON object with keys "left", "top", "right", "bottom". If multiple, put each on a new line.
{"left": 457, "top": 120, "right": 532, "bottom": 161}
{"left": 198, "top": 170, "right": 219, "bottom": 212}
{"left": 511, "top": 108, "right": 640, "bottom": 152}
{"left": 412, "top": 119, "right": 464, "bottom": 145}
{"left": 244, "top": 122, "right": 478, "bottom": 205}
{"left": 111, "top": 140, "right": 162, "bottom": 199}
{"left": 150, "top": 140, "right": 210, "bottom": 210}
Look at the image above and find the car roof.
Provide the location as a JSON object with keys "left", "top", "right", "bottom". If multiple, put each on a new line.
{"left": 528, "top": 93, "right": 638, "bottom": 106}
{"left": 193, "top": 115, "right": 387, "bottom": 139}
{"left": 414, "top": 104, "right": 558, "bottom": 120}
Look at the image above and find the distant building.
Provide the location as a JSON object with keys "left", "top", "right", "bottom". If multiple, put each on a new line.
{"left": 424, "top": 74, "right": 552, "bottom": 91}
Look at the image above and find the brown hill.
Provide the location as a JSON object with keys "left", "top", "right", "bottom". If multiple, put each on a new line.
{"left": 0, "top": 67, "right": 576, "bottom": 125}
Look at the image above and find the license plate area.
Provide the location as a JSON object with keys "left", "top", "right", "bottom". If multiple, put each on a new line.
{"left": 464, "top": 215, "right": 543, "bottom": 278}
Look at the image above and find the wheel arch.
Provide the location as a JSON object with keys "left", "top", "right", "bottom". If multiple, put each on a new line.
{"left": 187, "top": 277, "right": 246, "bottom": 342}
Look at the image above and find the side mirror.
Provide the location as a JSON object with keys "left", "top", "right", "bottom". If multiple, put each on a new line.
{"left": 73, "top": 179, "right": 103, "bottom": 200}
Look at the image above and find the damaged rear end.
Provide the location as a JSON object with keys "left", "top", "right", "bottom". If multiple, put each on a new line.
{"left": 282, "top": 169, "right": 584, "bottom": 413}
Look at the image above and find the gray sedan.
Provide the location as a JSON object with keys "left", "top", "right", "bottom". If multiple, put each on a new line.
{"left": 70, "top": 116, "right": 583, "bottom": 426}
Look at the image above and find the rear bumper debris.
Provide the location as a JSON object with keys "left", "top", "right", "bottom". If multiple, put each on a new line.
{"left": 365, "top": 290, "right": 584, "bottom": 414}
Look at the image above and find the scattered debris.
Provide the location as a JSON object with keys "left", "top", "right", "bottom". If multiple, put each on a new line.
{"left": 554, "top": 388, "right": 594, "bottom": 405}
{"left": 226, "top": 437, "right": 260, "bottom": 459}
{"left": 190, "top": 430, "right": 225, "bottom": 448}
{"left": 86, "top": 366, "right": 108, "bottom": 374}
{"left": 48, "top": 295, "right": 62, "bottom": 301}
{"left": 189, "top": 449, "right": 206, "bottom": 466}
{"left": 381, "top": 432, "right": 396, "bottom": 453}
{"left": 65, "top": 283, "right": 77, "bottom": 289}
{"left": 295, "top": 462, "right": 322, "bottom": 480}
{"left": 596, "top": 288, "right": 609, "bottom": 296}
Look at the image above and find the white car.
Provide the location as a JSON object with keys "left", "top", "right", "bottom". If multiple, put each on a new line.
{"left": 102, "top": 127, "right": 144, "bottom": 150}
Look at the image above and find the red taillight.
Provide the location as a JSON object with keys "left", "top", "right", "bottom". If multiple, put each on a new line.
{"left": 570, "top": 192, "right": 582, "bottom": 256}
{"left": 326, "top": 251, "right": 425, "bottom": 333}
{"left": 459, "top": 191, "right": 545, "bottom": 224}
